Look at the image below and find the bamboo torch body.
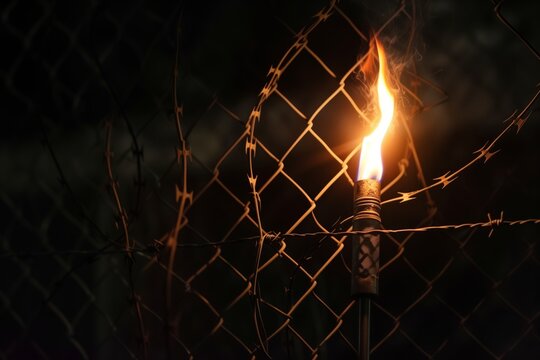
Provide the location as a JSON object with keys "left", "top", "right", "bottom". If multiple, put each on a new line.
{"left": 352, "top": 179, "right": 381, "bottom": 296}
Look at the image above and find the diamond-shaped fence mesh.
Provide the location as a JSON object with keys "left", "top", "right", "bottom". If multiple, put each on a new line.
{"left": 1, "top": 0, "right": 539, "bottom": 359}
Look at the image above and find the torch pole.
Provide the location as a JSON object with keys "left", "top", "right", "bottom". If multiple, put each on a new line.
{"left": 351, "top": 179, "right": 381, "bottom": 360}
{"left": 358, "top": 298, "right": 371, "bottom": 360}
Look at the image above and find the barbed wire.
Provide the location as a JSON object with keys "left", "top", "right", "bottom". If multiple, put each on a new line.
{"left": 2, "top": 213, "right": 539, "bottom": 258}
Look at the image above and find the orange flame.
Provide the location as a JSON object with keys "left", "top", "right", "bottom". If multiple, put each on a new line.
{"left": 357, "top": 39, "right": 395, "bottom": 181}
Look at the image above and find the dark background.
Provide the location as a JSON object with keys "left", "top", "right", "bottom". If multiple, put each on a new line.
{"left": 1, "top": 0, "right": 539, "bottom": 359}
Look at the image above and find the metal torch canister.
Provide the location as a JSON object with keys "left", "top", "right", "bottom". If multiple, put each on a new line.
{"left": 351, "top": 179, "right": 381, "bottom": 297}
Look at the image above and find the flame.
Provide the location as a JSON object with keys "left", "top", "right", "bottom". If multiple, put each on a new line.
{"left": 357, "top": 39, "right": 395, "bottom": 181}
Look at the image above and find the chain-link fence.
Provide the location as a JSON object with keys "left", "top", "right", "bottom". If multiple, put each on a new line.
{"left": 2, "top": 0, "right": 539, "bottom": 359}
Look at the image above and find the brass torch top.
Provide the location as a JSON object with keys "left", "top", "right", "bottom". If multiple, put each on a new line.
{"left": 353, "top": 179, "right": 381, "bottom": 224}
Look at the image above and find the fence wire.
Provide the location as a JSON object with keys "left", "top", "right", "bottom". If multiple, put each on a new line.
{"left": 1, "top": 0, "right": 539, "bottom": 359}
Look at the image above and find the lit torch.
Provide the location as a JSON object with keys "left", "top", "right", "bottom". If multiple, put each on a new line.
{"left": 352, "top": 38, "right": 395, "bottom": 360}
